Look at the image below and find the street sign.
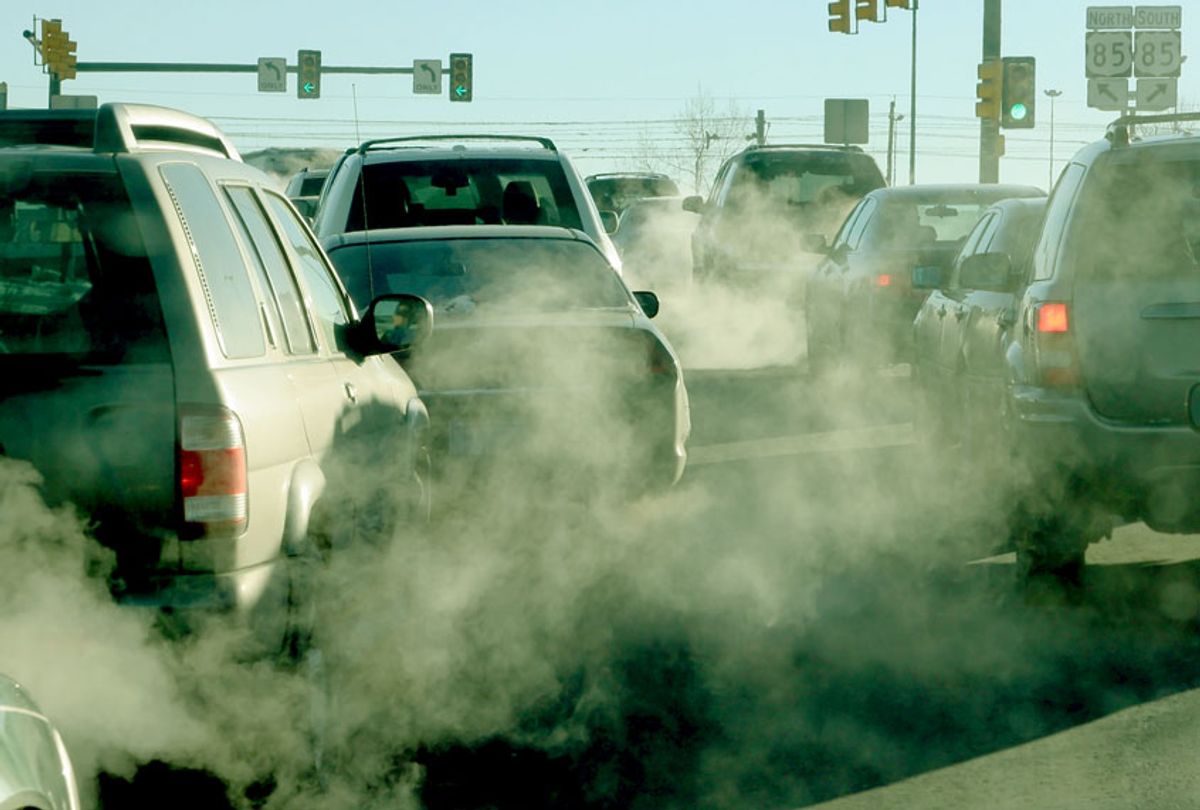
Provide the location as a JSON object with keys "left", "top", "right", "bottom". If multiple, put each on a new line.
{"left": 1086, "top": 31, "right": 1133, "bottom": 77}
{"left": 1135, "top": 5, "right": 1181, "bottom": 29}
{"left": 1087, "top": 5, "right": 1134, "bottom": 29}
{"left": 1088, "top": 77, "right": 1130, "bottom": 109}
{"left": 1136, "top": 76, "right": 1178, "bottom": 109}
{"left": 1133, "top": 29, "right": 1182, "bottom": 76}
{"left": 49, "top": 93, "right": 97, "bottom": 109}
{"left": 823, "top": 98, "right": 869, "bottom": 145}
{"left": 256, "top": 57, "right": 286, "bottom": 92}
{"left": 412, "top": 59, "right": 441, "bottom": 94}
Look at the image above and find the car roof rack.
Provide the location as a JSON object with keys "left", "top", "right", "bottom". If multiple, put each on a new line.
{"left": 357, "top": 134, "right": 557, "bottom": 154}
{"left": 1106, "top": 112, "right": 1200, "bottom": 147}
{"left": 746, "top": 143, "right": 866, "bottom": 153}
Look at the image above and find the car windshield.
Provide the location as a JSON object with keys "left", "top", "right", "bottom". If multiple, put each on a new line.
{"left": 0, "top": 170, "right": 166, "bottom": 361}
{"left": 349, "top": 157, "right": 584, "bottom": 232}
{"left": 328, "top": 237, "right": 630, "bottom": 313}
{"left": 1077, "top": 151, "right": 1200, "bottom": 280}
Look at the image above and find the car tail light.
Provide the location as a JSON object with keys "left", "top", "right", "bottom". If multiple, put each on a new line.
{"left": 875, "top": 273, "right": 893, "bottom": 287}
{"left": 179, "top": 406, "right": 247, "bottom": 538}
{"left": 646, "top": 335, "right": 675, "bottom": 379}
{"left": 1033, "top": 302, "right": 1079, "bottom": 388}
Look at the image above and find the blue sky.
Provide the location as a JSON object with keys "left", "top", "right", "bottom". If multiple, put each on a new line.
{"left": 1, "top": 1, "right": 1195, "bottom": 190}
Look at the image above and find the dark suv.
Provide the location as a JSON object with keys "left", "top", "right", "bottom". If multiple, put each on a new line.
{"left": 683, "top": 144, "right": 885, "bottom": 284}
{"left": 1000, "top": 112, "right": 1200, "bottom": 580}
{"left": 0, "top": 104, "right": 431, "bottom": 652}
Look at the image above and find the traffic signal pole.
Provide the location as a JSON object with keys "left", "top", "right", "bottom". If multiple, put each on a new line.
{"left": 980, "top": 0, "right": 1002, "bottom": 183}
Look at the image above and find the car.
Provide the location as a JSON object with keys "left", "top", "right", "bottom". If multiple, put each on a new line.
{"left": 804, "top": 183, "right": 1045, "bottom": 371}
{"left": 322, "top": 225, "right": 690, "bottom": 489}
{"left": 0, "top": 675, "right": 81, "bottom": 810}
{"left": 991, "top": 112, "right": 1200, "bottom": 581}
{"left": 683, "top": 144, "right": 886, "bottom": 286}
{"left": 610, "top": 196, "right": 700, "bottom": 290}
{"left": 285, "top": 167, "right": 329, "bottom": 221}
{"left": 310, "top": 135, "right": 623, "bottom": 275}
{"left": 585, "top": 172, "right": 680, "bottom": 216}
{"left": 912, "top": 197, "right": 1047, "bottom": 450}
{"left": 0, "top": 103, "right": 432, "bottom": 656}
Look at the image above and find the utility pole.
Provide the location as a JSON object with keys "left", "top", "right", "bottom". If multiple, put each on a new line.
{"left": 908, "top": 0, "right": 919, "bottom": 184}
{"left": 886, "top": 99, "right": 904, "bottom": 186}
{"left": 1044, "top": 88, "right": 1062, "bottom": 189}
{"left": 979, "top": 0, "right": 1002, "bottom": 183}
{"left": 755, "top": 109, "right": 766, "bottom": 146}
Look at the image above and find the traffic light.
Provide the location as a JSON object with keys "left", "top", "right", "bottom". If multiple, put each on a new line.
{"left": 40, "top": 19, "right": 77, "bottom": 81}
{"left": 1001, "top": 56, "right": 1036, "bottom": 129}
{"left": 855, "top": 0, "right": 881, "bottom": 23}
{"left": 975, "top": 59, "right": 1002, "bottom": 121}
{"left": 828, "top": 0, "right": 852, "bottom": 33}
{"left": 297, "top": 49, "right": 321, "bottom": 99}
{"left": 449, "top": 52, "right": 473, "bottom": 102}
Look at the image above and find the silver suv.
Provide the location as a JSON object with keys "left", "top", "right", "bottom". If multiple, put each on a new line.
{"left": 0, "top": 104, "right": 432, "bottom": 652}
{"left": 1003, "top": 112, "right": 1200, "bottom": 581}
{"left": 310, "top": 134, "right": 623, "bottom": 274}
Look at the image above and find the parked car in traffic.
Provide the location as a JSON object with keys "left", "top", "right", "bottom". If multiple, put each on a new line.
{"left": 0, "top": 675, "right": 81, "bottom": 810}
{"left": 586, "top": 172, "right": 680, "bottom": 215}
{"left": 993, "top": 112, "right": 1200, "bottom": 582}
{"left": 611, "top": 196, "right": 700, "bottom": 290}
{"left": 912, "top": 197, "right": 1047, "bottom": 449}
{"left": 311, "top": 135, "right": 623, "bottom": 274}
{"left": 684, "top": 144, "right": 886, "bottom": 285}
{"left": 0, "top": 103, "right": 432, "bottom": 655}
{"left": 804, "top": 183, "right": 1044, "bottom": 371}
{"left": 322, "top": 225, "right": 690, "bottom": 489}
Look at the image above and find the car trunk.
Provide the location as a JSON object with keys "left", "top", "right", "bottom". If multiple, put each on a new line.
{"left": 1073, "top": 146, "right": 1200, "bottom": 425}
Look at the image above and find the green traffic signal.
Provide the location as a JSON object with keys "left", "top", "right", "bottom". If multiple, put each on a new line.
{"left": 1009, "top": 102, "right": 1027, "bottom": 121}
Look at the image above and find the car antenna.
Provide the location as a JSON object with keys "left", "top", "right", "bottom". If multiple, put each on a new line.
{"left": 352, "top": 83, "right": 377, "bottom": 303}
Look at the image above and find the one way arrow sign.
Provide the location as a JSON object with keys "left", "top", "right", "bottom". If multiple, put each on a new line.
{"left": 1087, "top": 77, "right": 1130, "bottom": 111}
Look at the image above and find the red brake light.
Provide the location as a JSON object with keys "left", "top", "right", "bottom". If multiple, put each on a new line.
{"left": 875, "top": 273, "right": 893, "bottom": 287}
{"left": 179, "top": 407, "right": 247, "bottom": 538}
{"left": 1037, "top": 302, "right": 1069, "bottom": 333}
{"left": 646, "top": 335, "right": 674, "bottom": 378}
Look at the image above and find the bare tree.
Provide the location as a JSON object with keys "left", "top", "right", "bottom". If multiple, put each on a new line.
{"left": 634, "top": 91, "right": 752, "bottom": 195}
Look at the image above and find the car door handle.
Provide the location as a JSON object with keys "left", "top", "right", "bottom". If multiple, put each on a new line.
{"left": 996, "top": 311, "right": 1015, "bottom": 328}
{"left": 344, "top": 382, "right": 358, "bottom": 404}
{"left": 954, "top": 308, "right": 967, "bottom": 321}
{"left": 936, "top": 306, "right": 946, "bottom": 318}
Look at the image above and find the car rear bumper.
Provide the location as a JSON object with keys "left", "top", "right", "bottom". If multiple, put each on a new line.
{"left": 113, "top": 556, "right": 291, "bottom": 650}
{"left": 1010, "top": 384, "right": 1200, "bottom": 531}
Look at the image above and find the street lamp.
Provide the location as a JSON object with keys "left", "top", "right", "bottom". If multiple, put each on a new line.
{"left": 1044, "top": 89, "right": 1063, "bottom": 189}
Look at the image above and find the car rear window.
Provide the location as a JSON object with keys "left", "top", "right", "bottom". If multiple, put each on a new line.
{"left": 0, "top": 170, "right": 167, "bottom": 361}
{"left": 1076, "top": 150, "right": 1200, "bottom": 281}
{"left": 588, "top": 176, "right": 680, "bottom": 211}
{"left": 864, "top": 200, "right": 991, "bottom": 248}
{"left": 327, "top": 238, "right": 629, "bottom": 313}
{"left": 730, "top": 152, "right": 884, "bottom": 209}
{"left": 348, "top": 157, "right": 584, "bottom": 232}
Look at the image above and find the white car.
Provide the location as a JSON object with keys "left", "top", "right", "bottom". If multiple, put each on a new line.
{"left": 0, "top": 675, "right": 81, "bottom": 810}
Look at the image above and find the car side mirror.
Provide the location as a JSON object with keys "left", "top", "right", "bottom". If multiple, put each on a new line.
{"left": 959, "top": 252, "right": 1015, "bottom": 292}
{"left": 599, "top": 210, "right": 619, "bottom": 234}
{"left": 911, "top": 264, "right": 943, "bottom": 290}
{"left": 682, "top": 195, "right": 706, "bottom": 215}
{"left": 354, "top": 293, "right": 434, "bottom": 357}
{"left": 802, "top": 233, "right": 830, "bottom": 255}
{"left": 632, "top": 290, "right": 659, "bottom": 319}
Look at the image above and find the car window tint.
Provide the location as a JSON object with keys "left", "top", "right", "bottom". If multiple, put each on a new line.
{"left": 224, "top": 186, "right": 317, "bottom": 355}
{"left": 0, "top": 172, "right": 167, "bottom": 362}
{"left": 265, "top": 193, "right": 349, "bottom": 353}
{"left": 1032, "top": 163, "right": 1086, "bottom": 281}
{"left": 160, "top": 163, "right": 264, "bottom": 359}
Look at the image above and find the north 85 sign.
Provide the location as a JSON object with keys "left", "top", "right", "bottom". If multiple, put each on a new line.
{"left": 1134, "top": 30, "right": 1182, "bottom": 77}
{"left": 1086, "top": 31, "right": 1133, "bottom": 78}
